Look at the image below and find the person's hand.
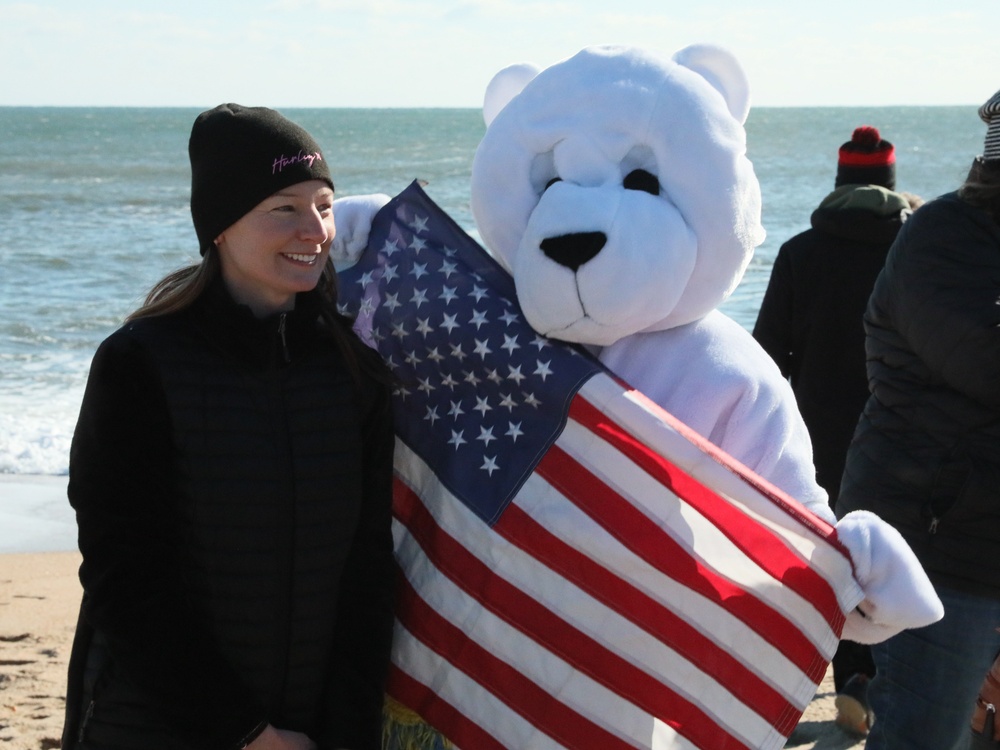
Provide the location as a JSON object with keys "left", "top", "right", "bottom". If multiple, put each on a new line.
{"left": 245, "top": 724, "right": 317, "bottom": 750}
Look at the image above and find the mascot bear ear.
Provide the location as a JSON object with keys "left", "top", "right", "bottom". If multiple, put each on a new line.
{"left": 671, "top": 43, "right": 751, "bottom": 125}
{"left": 482, "top": 62, "right": 542, "bottom": 127}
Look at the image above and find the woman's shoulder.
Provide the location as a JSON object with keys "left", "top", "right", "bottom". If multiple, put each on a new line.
{"left": 95, "top": 310, "right": 194, "bottom": 363}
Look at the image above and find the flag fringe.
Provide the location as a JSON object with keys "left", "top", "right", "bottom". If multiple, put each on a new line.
{"left": 383, "top": 695, "right": 452, "bottom": 750}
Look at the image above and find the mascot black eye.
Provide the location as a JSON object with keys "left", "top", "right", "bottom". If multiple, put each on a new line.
{"left": 623, "top": 169, "right": 660, "bottom": 195}
{"left": 544, "top": 177, "right": 563, "bottom": 191}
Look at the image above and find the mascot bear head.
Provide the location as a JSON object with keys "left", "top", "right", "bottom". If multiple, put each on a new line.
{"left": 470, "top": 44, "right": 766, "bottom": 347}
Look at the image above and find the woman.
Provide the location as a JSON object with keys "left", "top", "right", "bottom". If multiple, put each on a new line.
{"left": 62, "top": 104, "right": 396, "bottom": 750}
{"left": 836, "top": 91, "right": 1000, "bottom": 749}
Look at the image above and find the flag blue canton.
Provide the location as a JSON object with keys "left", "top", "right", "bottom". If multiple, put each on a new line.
{"left": 338, "top": 182, "right": 601, "bottom": 524}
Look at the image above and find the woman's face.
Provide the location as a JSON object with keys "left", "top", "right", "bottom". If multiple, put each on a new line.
{"left": 215, "top": 179, "right": 335, "bottom": 317}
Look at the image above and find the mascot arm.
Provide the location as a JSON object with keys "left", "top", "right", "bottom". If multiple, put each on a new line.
{"left": 331, "top": 193, "right": 391, "bottom": 270}
{"left": 597, "top": 316, "right": 943, "bottom": 643}
{"left": 598, "top": 313, "right": 832, "bottom": 518}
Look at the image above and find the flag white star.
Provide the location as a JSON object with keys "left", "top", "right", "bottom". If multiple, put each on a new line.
{"left": 534, "top": 360, "right": 554, "bottom": 381}
{"left": 477, "top": 426, "right": 498, "bottom": 446}
{"left": 415, "top": 318, "right": 434, "bottom": 337}
{"left": 441, "top": 313, "right": 460, "bottom": 334}
{"left": 473, "top": 339, "right": 493, "bottom": 359}
{"left": 470, "top": 310, "right": 489, "bottom": 330}
{"left": 411, "top": 288, "right": 429, "bottom": 308}
{"left": 448, "top": 430, "right": 467, "bottom": 450}
{"left": 501, "top": 334, "right": 521, "bottom": 355}
{"left": 384, "top": 292, "right": 402, "bottom": 312}
{"left": 506, "top": 422, "right": 524, "bottom": 441}
{"left": 409, "top": 214, "right": 429, "bottom": 233}
{"left": 523, "top": 392, "right": 542, "bottom": 408}
{"left": 499, "top": 309, "right": 520, "bottom": 326}
{"left": 507, "top": 365, "right": 526, "bottom": 385}
{"left": 473, "top": 396, "right": 493, "bottom": 417}
{"left": 480, "top": 455, "right": 500, "bottom": 475}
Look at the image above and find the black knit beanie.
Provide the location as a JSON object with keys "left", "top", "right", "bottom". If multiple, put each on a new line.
{"left": 835, "top": 126, "right": 896, "bottom": 190}
{"left": 189, "top": 103, "right": 334, "bottom": 254}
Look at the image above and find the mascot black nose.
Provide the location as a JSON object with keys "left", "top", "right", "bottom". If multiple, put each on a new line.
{"left": 540, "top": 231, "right": 607, "bottom": 271}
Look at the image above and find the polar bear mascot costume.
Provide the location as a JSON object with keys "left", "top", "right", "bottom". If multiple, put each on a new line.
{"left": 332, "top": 43, "right": 943, "bottom": 749}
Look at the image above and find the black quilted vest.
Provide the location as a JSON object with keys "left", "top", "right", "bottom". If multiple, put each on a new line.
{"left": 66, "top": 281, "right": 389, "bottom": 749}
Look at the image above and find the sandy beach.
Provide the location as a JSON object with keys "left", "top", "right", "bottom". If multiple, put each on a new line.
{"left": 0, "top": 475, "right": 867, "bottom": 749}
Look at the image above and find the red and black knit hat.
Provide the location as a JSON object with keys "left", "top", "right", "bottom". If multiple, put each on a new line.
{"left": 835, "top": 126, "right": 896, "bottom": 190}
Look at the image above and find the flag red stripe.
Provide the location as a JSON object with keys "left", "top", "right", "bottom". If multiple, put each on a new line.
{"left": 536, "top": 440, "right": 827, "bottom": 682}
{"left": 493, "top": 500, "right": 799, "bottom": 733}
{"left": 572, "top": 394, "right": 843, "bottom": 626}
{"left": 387, "top": 665, "right": 508, "bottom": 750}
{"left": 392, "top": 479, "right": 753, "bottom": 750}
{"left": 391, "top": 530, "right": 638, "bottom": 749}
{"left": 571, "top": 397, "right": 844, "bottom": 637}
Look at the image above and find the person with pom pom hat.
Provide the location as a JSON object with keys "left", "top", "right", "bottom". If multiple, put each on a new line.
{"left": 833, "top": 92, "right": 1000, "bottom": 749}
{"left": 753, "top": 126, "right": 920, "bottom": 737}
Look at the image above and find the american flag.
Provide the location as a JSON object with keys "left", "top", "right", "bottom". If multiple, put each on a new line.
{"left": 337, "top": 181, "right": 864, "bottom": 750}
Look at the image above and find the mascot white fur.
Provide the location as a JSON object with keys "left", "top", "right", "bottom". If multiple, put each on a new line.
{"left": 334, "top": 42, "right": 941, "bottom": 664}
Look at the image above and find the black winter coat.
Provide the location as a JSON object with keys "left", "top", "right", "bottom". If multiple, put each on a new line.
{"left": 836, "top": 191, "right": 1000, "bottom": 598}
{"left": 63, "top": 279, "right": 396, "bottom": 750}
{"left": 753, "top": 185, "right": 910, "bottom": 504}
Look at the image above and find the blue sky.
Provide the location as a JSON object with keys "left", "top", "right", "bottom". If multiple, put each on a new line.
{"left": 2, "top": 0, "right": 998, "bottom": 109}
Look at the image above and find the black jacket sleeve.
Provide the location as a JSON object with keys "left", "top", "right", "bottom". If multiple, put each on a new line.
{"left": 69, "top": 330, "right": 269, "bottom": 750}
{"left": 882, "top": 207, "right": 1000, "bottom": 410}
{"left": 752, "top": 243, "right": 796, "bottom": 379}
{"left": 318, "top": 379, "right": 397, "bottom": 750}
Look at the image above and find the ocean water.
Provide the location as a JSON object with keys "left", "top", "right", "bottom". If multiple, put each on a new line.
{"left": 0, "top": 105, "right": 985, "bottom": 476}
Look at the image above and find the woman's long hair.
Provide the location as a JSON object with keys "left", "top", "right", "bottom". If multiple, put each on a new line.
{"left": 959, "top": 157, "right": 1000, "bottom": 224}
{"left": 127, "top": 248, "right": 391, "bottom": 387}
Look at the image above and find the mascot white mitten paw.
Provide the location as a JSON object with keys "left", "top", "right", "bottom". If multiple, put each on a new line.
{"left": 836, "top": 510, "right": 944, "bottom": 643}
{"left": 332, "top": 193, "right": 391, "bottom": 269}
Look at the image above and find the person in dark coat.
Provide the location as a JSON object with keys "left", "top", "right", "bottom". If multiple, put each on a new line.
{"left": 62, "top": 104, "right": 396, "bottom": 750}
{"left": 835, "top": 93, "right": 1000, "bottom": 750}
{"left": 753, "top": 126, "right": 915, "bottom": 736}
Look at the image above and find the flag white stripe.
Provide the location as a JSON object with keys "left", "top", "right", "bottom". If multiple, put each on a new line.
{"left": 584, "top": 377, "right": 864, "bottom": 614}
{"left": 393, "top": 442, "right": 789, "bottom": 749}
{"left": 513, "top": 468, "right": 819, "bottom": 708}
{"left": 555, "top": 415, "right": 841, "bottom": 665}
